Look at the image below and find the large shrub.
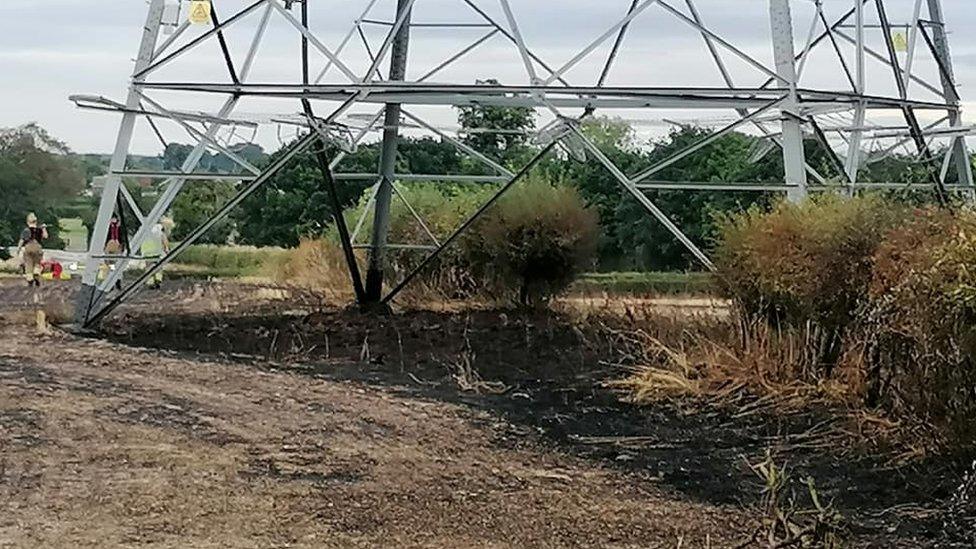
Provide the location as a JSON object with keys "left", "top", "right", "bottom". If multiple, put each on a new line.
{"left": 714, "top": 197, "right": 976, "bottom": 453}
{"left": 0, "top": 125, "right": 85, "bottom": 250}
{"left": 340, "top": 182, "right": 494, "bottom": 299}
{"left": 861, "top": 208, "right": 976, "bottom": 448}
{"left": 464, "top": 178, "right": 599, "bottom": 305}
{"left": 713, "top": 195, "right": 908, "bottom": 369}
{"left": 285, "top": 178, "right": 598, "bottom": 305}
{"left": 171, "top": 181, "right": 237, "bottom": 245}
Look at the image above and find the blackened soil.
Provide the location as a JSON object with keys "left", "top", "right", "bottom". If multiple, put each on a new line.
{"left": 100, "top": 306, "right": 969, "bottom": 547}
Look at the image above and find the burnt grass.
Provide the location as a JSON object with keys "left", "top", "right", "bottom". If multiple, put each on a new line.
{"left": 95, "top": 303, "right": 972, "bottom": 546}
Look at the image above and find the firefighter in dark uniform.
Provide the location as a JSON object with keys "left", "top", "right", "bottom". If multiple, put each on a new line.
{"left": 17, "top": 213, "right": 47, "bottom": 287}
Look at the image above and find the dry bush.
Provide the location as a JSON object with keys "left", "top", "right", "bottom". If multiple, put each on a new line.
{"left": 465, "top": 178, "right": 600, "bottom": 306}
{"left": 858, "top": 208, "right": 976, "bottom": 450}
{"left": 714, "top": 195, "right": 908, "bottom": 372}
{"left": 704, "top": 198, "right": 976, "bottom": 454}
{"left": 273, "top": 179, "right": 598, "bottom": 306}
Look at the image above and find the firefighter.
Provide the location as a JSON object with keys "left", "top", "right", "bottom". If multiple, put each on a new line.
{"left": 141, "top": 222, "right": 170, "bottom": 289}
{"left": 17, "top": 213, "right": 47, "bottom": 287}
{"left": 105, "top": 215, "right": 123, "bottom": 255}
{"left": 98, "top": 215, "right": 125, "bottom": 289}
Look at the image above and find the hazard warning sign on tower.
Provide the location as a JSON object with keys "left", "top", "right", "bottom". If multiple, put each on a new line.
{"left": 188, "top": 0, "right": 212, "bottom": 25}
{"left": 891, "top": 31, "right": 909, "bottom": 53}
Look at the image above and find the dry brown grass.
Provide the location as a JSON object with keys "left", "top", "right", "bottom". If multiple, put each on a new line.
{"left": 592, "top": 299, "right": 933, "bottom": 458}
{"left": 264, "top": 239, "right": 357, "bottom": 302}
{"left": 598, "top": 299, "right": 839, "bottom": 405}
{"left": 267, "top": 239, "right": 482, "bottom": 307}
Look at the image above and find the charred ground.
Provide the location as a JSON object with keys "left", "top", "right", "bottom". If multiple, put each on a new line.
{"left": 0, "top": 279, "right": 970, "bottom": 547}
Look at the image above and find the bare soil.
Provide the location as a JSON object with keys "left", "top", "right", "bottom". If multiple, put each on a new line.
{"left": 0, "top": 279, "right": 970, "bottom": 548}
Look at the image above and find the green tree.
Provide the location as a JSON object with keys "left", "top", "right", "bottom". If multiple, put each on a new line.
{"left": 581, "top": 116, "right": 637, "bottom": 151}
{"left": 161, "top": 142, "right": 268, "bottom": 173}
{"left": 456, "top": 79, "right": 536, "bottom": 169}
{"left": 0, "top": 124, "right": 86, "bottom": 249}
{"left": 170, "top": 181, "right": 237, "bottom": 244}
{"left": 397, "top": 137, "right": 463, "bottom": 175}
{"left": 545, "top": 123, "right": 781, "bottom": 270}
{"left": 235, "top": 140, "right": 378, "bottom": 247}
{"left": 161, "top": 143, "right": 196, "bottom": 171}
{"left": 613, "top": 127, "right": 781, "bottom": 270}
{"left": 234, "top": 134, "right": 470, "bottom": 247}
{"left": 163, "top": 142, "right": 268, "bottom": 244}
{"left": 542, "top": 116, "right": 645, "bottom": 268}
{"left": 234, "top": 93, "right": 536, "bottom": 249}
{"left": 210, "top": 143, "right": 268, "bottom": 173}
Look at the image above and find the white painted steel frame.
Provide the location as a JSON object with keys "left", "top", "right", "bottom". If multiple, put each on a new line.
{"left": 75, "top": 0, "right": 975, "bottom": 323}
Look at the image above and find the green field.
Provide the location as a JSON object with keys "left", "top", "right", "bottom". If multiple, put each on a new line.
{"left": 573, "top": 271, "right": 714, "bottom": 295}
{"left": 59, "top": 218, "right": 88, "bottom": 252}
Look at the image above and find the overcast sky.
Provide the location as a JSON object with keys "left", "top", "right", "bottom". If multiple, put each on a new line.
{"left": 1, "top": 0, "right": 974, "bottom": 155}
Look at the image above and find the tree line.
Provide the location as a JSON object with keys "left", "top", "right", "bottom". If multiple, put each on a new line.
{"left": 0, "top": 108, "right": 956, "bottom": 270}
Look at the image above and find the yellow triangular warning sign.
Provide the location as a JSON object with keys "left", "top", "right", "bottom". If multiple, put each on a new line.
{"left": 892, "top": 31, "right": 909, "bottom": 53}
{"left": 189, "top": 0, "right": 212, "bottom": 25}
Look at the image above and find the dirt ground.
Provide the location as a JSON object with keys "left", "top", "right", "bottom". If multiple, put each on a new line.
{"left": 0, "top": 279, "right": 970, "bottom": 548}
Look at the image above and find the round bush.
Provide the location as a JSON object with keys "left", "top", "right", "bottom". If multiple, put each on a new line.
{"left": 291, "top": 178, "right": 599, "bottom": 305}
{"left": 464, "top": 178, "right": 599, "bottom": 306}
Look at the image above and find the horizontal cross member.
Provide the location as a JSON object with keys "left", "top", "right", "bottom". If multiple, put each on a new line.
{"left": 333, "top": 173, "right": 508, "bottom": 183}
{"left": 134, "top": 82, "right": 955, "bottom": 111}
{"left": 111, "top": 170, "right": 257, "bottom": 181}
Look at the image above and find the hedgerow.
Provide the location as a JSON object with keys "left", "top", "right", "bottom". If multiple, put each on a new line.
{"left": 714, "top": 196, "right": 976, "bottom": 453}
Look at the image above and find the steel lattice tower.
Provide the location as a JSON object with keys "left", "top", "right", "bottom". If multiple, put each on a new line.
{"left": 73, "top": 0, "right": 975, "bottom": 325}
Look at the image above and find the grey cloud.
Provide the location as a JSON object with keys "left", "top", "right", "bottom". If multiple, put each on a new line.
{"left": 0, "top": 0, "right": 973, "bottom": 153}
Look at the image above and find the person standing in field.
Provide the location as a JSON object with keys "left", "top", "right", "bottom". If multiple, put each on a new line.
{"left": 17, "top": 213, "right": 47, "bottom": 287}
{"left": 98, "top": 215, "right": 125, "bottom": 288}
{"left": 140, "top": 222, "right": 170, "bottom": 289}
{"left": 104, "top": 215, "right": 123, "bottom": 255}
